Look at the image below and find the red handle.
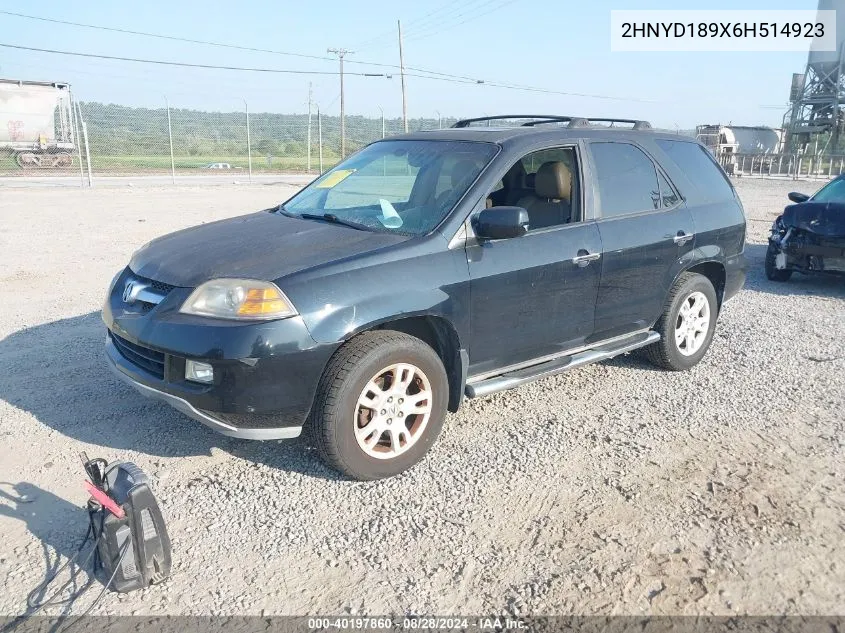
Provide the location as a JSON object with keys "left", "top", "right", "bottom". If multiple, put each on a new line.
{"left": 84, "top": 481, "right": 125, "bottom": 519}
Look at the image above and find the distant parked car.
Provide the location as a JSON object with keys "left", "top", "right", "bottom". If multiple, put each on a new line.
{"left": 766, "top": 175, "right": 845, "bottom": 281}
{"left": 104, "top": 114, "right": 747, "bottom": 480}
{"left": 202, "top": 162, "right": 232, "bottom": 169}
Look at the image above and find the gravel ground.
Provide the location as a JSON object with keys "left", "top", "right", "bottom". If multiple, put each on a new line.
{"left": 0, "top": 178, "right": 843, "bottom": 616}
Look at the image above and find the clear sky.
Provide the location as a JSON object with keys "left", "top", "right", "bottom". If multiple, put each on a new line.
{"left": 0, "top": 0, "right": 824, "bottom": 128}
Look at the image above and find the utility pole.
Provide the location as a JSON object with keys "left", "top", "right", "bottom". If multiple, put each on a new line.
{"left": 398, "top": 20, "right": 408, "bottom": 132}
{"left": 307, "top": 82, "right": 313, "bottom": 173}
{"left": 327, "top": 47, "right": 352, "bottom": 158}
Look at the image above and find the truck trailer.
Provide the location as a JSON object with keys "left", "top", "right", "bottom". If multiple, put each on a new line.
{"left": 1, "top": 79, "right": 76, "bottom": 168}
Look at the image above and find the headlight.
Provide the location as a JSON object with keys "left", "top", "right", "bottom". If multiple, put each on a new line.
{"left": 180, "top": 279, "right": 297, "bottom": 320}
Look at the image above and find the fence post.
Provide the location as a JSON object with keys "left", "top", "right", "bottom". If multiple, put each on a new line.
{"left": 165, "top": 96, "right": 175, "bottom": 185}
{"left": 81, "top": 119, "right": 93, "bottom": 188}
{"left": 70, "top": 93, "right": 85, "bottom": 187}
{"left": 76, "top": 101, "right": 93, "bottom": 187}
{"left": 244, "top": 100, "right": 252, "bottom": 183}
{"left": 318, "top": 106, "right": 323, "bottom": 174}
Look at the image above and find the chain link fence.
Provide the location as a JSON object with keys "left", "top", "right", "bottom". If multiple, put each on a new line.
{"left": 1, "top": 95, "right": 455, "bottom": 183}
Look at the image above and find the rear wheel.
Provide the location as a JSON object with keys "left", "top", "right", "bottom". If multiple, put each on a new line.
{"left": 765, "top": 242, "right": 793, "bottom": 282}
{"left": 645, "top": 273, "right": 718, "bottom": 371}
{"left": 309, "top": 331, "right": 448, "bottom": 480}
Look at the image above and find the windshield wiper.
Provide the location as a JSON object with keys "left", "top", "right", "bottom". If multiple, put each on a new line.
{"left": 298, "top": 212, "right": 370, "bottom": 232}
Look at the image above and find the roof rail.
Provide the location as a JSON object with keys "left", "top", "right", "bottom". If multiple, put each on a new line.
{"left": 452, "top": 115, "right": 575, "bottom": 128}
{"left": 525, "top": 117, "right": 653, "bottom": 130}
{"left": 452, "top": 115, "right": 652, "bottom": 130}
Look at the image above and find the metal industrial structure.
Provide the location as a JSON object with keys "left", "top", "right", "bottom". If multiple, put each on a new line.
{"left": 0, "top": 78, "right": 76, "bottom": 168}
{"left": 784, "top": 0, "right": 845, "bottom": 153}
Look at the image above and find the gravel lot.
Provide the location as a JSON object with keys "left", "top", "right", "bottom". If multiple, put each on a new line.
{"left": 0, "top": 178, "right": 843, "bottom": 616}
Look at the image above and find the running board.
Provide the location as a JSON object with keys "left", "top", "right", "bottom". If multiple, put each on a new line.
{"left": 464, "top": 330, "right": 660, "bottom": 399}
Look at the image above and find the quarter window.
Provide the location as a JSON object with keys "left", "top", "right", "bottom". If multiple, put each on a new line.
{"left": 590, "top": 142, "right": 660, "bottom": 218}
{"left": 655, "top": 139, "right": 734, "bottom": 203}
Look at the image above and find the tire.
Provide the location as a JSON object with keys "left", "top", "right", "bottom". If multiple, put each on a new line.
{"left": 644, "top": 272, "right": 719, "bottom": 371}
{"left": 765, "top": 242, "right": 793, "bottom": 282}
{"left": 309, "top": 331, "right": 449, "bottom": 480}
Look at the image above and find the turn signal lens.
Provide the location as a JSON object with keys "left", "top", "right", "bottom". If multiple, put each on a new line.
{"left": 237, "top": 288, "right": 290, "bottom": 317}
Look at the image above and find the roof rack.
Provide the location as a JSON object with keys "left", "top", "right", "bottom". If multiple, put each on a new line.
{"left": 452, "top": 115, "right": 652, "bottom": 130}
{"left": 452, "top": 115, "right": 574, "bottom": 128}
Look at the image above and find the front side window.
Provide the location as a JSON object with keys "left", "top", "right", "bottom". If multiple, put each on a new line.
{"left": 485, "top": 146, "right": 580, "bottom": 230}
{"left": 590, "top": 142, "right": 660, "bottom": 218}
{"left": 282, "top": 140, "right": 497, "bottom": 235}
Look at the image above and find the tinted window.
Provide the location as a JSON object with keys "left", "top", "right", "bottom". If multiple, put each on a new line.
{"left": 590, "top": 142, "right": 660, "bottom": 217}
{"left": 655, "top": 139, "right": 734, "bottom": 203}
{"left": 657, "top": 171, "right": 680, "bottom": 208}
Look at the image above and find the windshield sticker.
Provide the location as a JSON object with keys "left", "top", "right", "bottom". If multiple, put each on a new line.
{"left": 315, "top": 169, "right": 356, "bottom": 189}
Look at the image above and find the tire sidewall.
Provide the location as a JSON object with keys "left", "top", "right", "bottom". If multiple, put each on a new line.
{"left": 327, "top": 339, "right": 448, "bottom": 479}
{"left": 664, "top": 276, "right": 718, "bottom": 370}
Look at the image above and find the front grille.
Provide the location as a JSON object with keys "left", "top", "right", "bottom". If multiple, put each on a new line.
{"left": 148, "top": 278, "right": 176, "bottom": 294}
{"left": 111, "top": 331, "right": 165, "bottom": 379}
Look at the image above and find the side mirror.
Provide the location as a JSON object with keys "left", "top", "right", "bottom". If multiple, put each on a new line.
{"left": 474, "top": 206, "right": 529, "bottom": 240}
{"left": 788, "top": 191, "right": 810, "bottom": 203}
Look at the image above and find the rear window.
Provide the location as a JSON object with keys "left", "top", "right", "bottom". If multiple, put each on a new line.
{"left": 655, "top": 139, "right": 734, "bottom": 203}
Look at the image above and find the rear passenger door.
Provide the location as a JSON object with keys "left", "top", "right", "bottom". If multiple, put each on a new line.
{"left": 587, "top": 141, "right": 695, "bottom": 340}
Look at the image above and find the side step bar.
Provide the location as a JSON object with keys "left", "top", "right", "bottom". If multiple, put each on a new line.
{"left": 465, "top": 330, "right": 660, "bottom": 399}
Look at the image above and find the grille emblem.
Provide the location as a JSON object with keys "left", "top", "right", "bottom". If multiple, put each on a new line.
{"left": 123, "top": 281, "right": 139, "bottom": 304}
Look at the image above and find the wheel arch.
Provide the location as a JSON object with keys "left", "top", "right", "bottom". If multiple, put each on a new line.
{"left": 366, "top": 315, "right": 466, "bottom": 413}
{"left": 678, "top": 259, "right": 727, "bottom": 309}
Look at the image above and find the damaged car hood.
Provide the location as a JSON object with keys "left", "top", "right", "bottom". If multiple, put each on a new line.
{"left": 129, "top": 210, "right": 409, "bottom": 287}
{"left": 782, "top": 202, "right": 845, "bottom": 238}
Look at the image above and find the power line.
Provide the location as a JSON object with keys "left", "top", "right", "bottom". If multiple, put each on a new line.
{"left": 0, "top": 43, "right": 375, "bottom": 76}
{"left": 0, "top": 42, "right": 655, "bottom": 102}
{"left": 0, "top": 9, "right": 644, "bottom": 103}
{"left": 0, "top": 9, "right": 468, "bottom": 81}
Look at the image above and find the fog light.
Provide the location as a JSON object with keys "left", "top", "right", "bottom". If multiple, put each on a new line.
{"left": 185, "top": 360, "right": 214, "bottom": 384}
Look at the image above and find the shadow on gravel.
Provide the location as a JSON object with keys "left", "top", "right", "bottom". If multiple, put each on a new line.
{"left": 743, "top": 243, "right": 845, "bottom": 299}
{"left": 0, "top": 481, "right": 93, "bottom": 600}
{"left": 0, "top": 312, "right": 341, "bottom": 481}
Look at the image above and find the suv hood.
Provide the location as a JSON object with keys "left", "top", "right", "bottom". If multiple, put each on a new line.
{"left": 129, "top": 210, "right": 409, "bottom": 287}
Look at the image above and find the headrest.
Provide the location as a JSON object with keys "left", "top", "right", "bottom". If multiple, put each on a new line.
{"left": 525, "top": 172, "right": 536, "bottom": 189}
{"left": 535, "top": 161, "right": 572, "bottom": 201}
{"left": 450, "top": 159, "right": 479, "bottom": 187}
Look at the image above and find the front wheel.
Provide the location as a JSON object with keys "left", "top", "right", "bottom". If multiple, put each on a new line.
{"left": 309, "top": 331, "right": 448, "bottom": 480}
{"left": 644, "top": 272, "right": 718, "bottom": 371}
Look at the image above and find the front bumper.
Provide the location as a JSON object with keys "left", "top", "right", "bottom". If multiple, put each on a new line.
{"left": 103, "top": 268, "right": 339, "bottom": 440}
{"left": 106, "top": 340, "right": 301, "bottom": 440}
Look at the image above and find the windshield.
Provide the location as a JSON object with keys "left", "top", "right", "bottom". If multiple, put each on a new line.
{"left": 812, "top": 177, "right": 845, "bottom": 203}
{"left": 281, "top": 140, "right": 497, "bottom": 235}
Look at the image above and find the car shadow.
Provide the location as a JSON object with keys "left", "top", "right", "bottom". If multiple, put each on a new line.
{"left": 0, "top": 312, "right": 342, "bottom": 481}
{"left": 743, "top": 242, "right": 845, "bottom": 299}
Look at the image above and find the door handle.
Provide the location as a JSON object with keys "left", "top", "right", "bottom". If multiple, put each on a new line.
{"left": 673, "top": 231, "right": 694, "bottom": 245}
{"left": 572, "top": 250, "right": 601, "bottom": 267}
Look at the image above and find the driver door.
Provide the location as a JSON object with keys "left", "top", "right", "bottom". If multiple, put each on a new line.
{"left": 466, "top": 144, "right": 602, "bottom": 377}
